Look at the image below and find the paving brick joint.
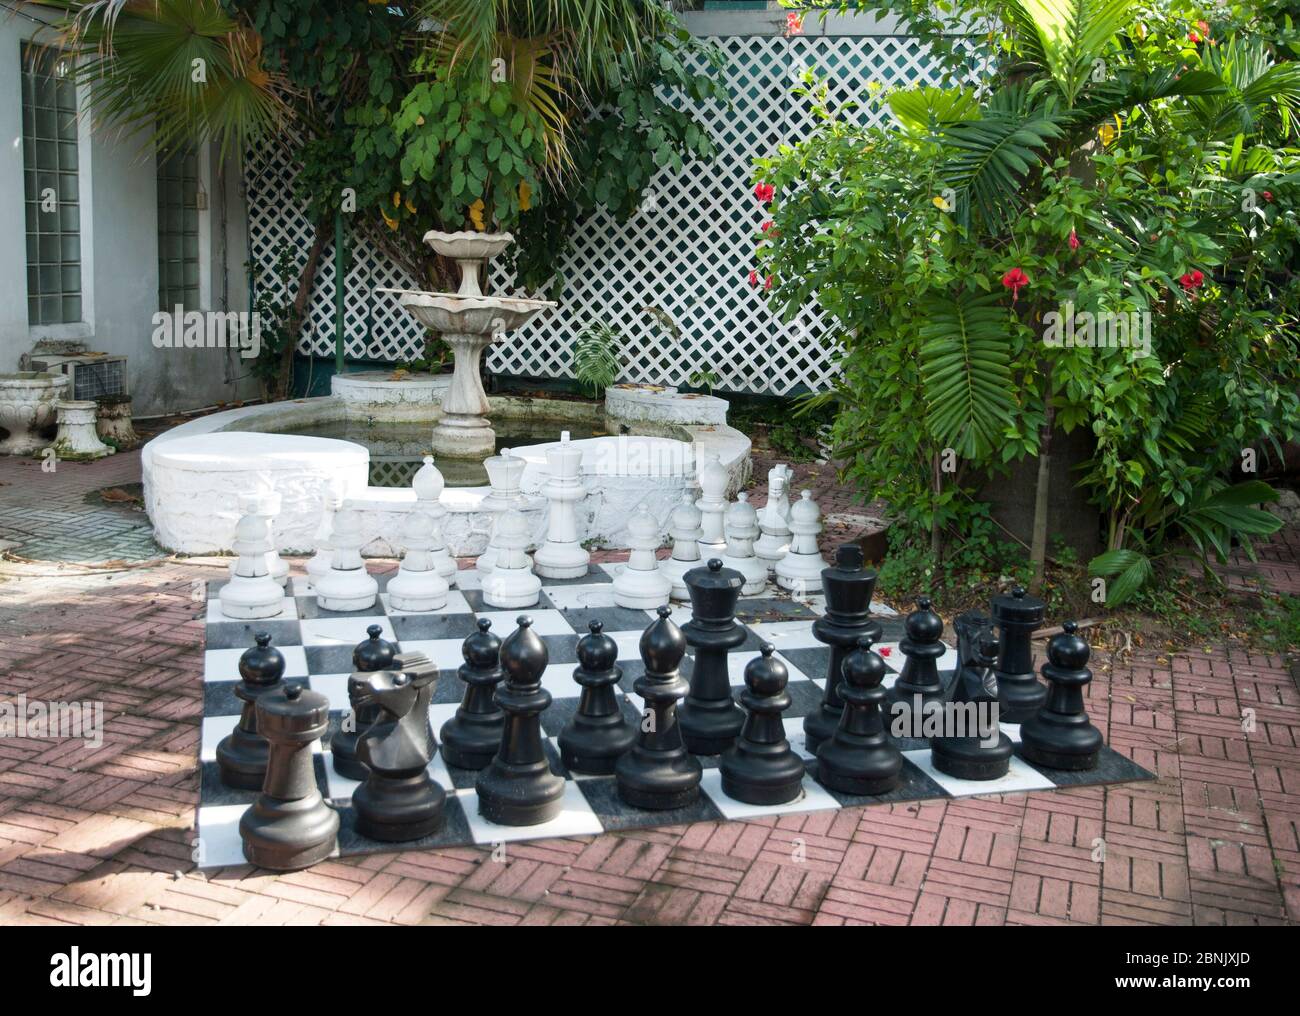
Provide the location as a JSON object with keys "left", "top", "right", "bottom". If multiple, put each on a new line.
{"left": 0, "top": 448, "right": 1296, "bottom": 926}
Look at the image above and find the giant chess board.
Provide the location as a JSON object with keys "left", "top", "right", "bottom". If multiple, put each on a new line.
{"left": 195, "top": 566, "right": 1152, "bottom": 868}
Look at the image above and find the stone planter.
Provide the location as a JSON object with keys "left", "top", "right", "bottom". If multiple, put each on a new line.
{"left": 95, "top": 394, "right": 141, "bottom": 451}
{"left": 0, "top": 372, "right": 70, "bottom": 455}
{"left": 47, "top": 400, "right": 114, "bottom": 460}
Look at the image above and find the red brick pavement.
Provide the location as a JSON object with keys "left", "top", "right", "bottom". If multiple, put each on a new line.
{"left": 0, "top": 455, "right": 1296, "bottom": 925}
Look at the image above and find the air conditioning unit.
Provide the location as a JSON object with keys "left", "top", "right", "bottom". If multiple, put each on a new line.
{"left": 25, "top": 352, "right": 129, "bottom": 401}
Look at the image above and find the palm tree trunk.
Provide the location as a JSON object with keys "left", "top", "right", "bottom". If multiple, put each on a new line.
{"left": 930, "top": 450, "right": 943, "bottom": 567}
{"left": 1029, "top": 401, "right": 1055, "bottom": 594}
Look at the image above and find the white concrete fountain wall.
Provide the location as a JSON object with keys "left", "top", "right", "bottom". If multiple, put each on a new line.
{"left": 141, "top": 380, "right": 750, "bottom": 556}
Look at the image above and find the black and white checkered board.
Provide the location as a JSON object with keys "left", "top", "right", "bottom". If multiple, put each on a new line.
{"left": 196, "top": 564, "right": 1152, "bottom": 869}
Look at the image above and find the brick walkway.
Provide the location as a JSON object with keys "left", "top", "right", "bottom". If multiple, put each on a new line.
{"left": 0, "top": 453, "right": 1296, "bottom": 925}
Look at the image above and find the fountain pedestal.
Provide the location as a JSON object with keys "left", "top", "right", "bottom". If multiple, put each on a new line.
{"left": 383, "top": 231, "right": 554, "bottom": 460}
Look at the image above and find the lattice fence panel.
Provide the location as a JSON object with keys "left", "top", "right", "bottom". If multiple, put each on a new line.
{"left": 245, "top": 32, "right": 959, "bottom": 393}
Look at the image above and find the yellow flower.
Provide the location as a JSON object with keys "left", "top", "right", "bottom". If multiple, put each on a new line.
{"left": 932, "top": 195, "right": 951, "bottom": 212}
{"left": 404, "top": 196, "right": 416, "bottom": 214}
{"left": 468, "top": 199, "right": 486, "bottom": 231}
{"left": 381, "top": 207, "right": 398, "bottom": 231}
{"left": 518, "top": 180, "right": 532, "bottom": 211}
{"left": 391, "top": 190, "right": 401, "bottom": 208}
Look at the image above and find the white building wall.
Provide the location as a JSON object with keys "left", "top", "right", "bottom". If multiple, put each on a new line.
{"left": 0, "top": 9, "right": 257, "bottom": 418}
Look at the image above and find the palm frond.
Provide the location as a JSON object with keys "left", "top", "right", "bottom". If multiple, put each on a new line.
{"left": 940, "top": 109, "right": 1063, "bottom": 226}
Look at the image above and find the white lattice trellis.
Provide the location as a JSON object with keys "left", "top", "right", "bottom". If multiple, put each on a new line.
{"left": 244, "top": 31, "right": 958, "bottom": 394}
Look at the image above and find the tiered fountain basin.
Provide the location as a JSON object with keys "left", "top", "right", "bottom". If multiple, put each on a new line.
{"left": 141, "top": 384, "right": 750, "bottom": 556}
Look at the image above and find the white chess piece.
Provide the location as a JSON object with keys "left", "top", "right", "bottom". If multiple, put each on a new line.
{"left": 612, "top": 505, "right": 672, "bottom": 609}
{"left": 775, "top": 490, "right": 828, "bottom": 594}
{"left": 754, "top": 470, "right": 793, "bottom": 575}
{"left": 220, "top": 511, "right": 286, "bottom": 619}
{"left": 228, "top": 491, "right": 289, "bottom": 589}
{"left": 387, "top": 510, "right": 450, "bottom": 612}
{"left": 721, "top": 492, "right": 768, "bottom": 596}
{"left": 773, "top": 464, "right": 794, "bottom": 521}
{"left": 696, "top": 453, "right": 728, "bottom": 559}
{"left": 481, "top": 509, "right": 542, "bottom": 609}
{"left": 533, "top": 432, "right": 590, "bottom": 579}
{"left": 412, "top": 455, "right": 457, "bottom": 586}
{"left": 314, "top": 508, "right": 379, "bottom": 611}
{"left": 661, "top": 490, "right": 703, "bottom": 601}
{"left": 477, "top": 448, "right": 527, "bottom": 580}
{"left": 305, "top": 487, "right": 345, "bottom": 590}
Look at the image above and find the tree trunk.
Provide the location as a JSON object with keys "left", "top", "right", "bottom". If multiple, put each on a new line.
{"left": 1029, "top": 401, "right": 1055, "bottom": 594}
{"left": 930, "top": 450, "right": 943, "bottom": 566}
{"left": 278, "top": 219, "right": 330, "bottom": 399}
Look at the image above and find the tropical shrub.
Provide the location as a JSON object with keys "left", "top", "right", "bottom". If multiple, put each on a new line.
{"left": 759, "top": 1, "right": 1299, "bottom": 602}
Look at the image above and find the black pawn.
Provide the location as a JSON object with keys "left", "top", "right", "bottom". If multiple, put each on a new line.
{"left": 353, "top": 654, "right": 445, "bottom": 841}
{"left": 991, "top": 586, "right": 1047, "bottom": 722}
{"left": 720, "top": 644, "right": 805, "bottom": 805}
{"left": 890, "top": 596, "right": 947, "bottom": 710}
{"left": 559, "top": 620, "right": 637, "bottom": 774}
{"left": 475, "top": 616, "right": 565, "bottom": 826}
{"left": 216, "top": 632, "right": 284, "bottom": 790}
{"left": 440, "top": 619, "right": 506, "bottom": 770}
{"left": 331, "top": 624, "right": 398, "bottom": 780}
{"left": 1020, "top": 622, "right": 1103, "bottom": 770}
{"left": 815, "top": 637, "right": 903, "bottom": 795}
{"left": 678, "top": 559, "right": 746, "bottom": 755}
{"left": 930, "top": 620, "right": 1013, "bottom": 780}
{"left": 804, "top": 544, "right": 882, "bottom": 755}
{"left": 239, "top": 683, "right": 338, "bottom": 871}
{"left": 616, "top": 606, "right": 702, "bottom": 810}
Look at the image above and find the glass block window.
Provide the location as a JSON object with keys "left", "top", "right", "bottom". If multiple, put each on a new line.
{"left": 21, "top": 43, "right": 82, "bottom": 326}
{"left": 157, "top": 148, "right": 201, "bottom": 310}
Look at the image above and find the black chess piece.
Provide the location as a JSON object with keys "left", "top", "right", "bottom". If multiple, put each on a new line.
{"left": 331, "top": 624, "right": 398, "bottom": 780}
{"left": 239, "top": 683, "right": 338, "bottom": 871}
{"left": 889, "top": 597, "right": 947, "bottom": 711}
{"left": 475, "top": 616, "right": 565, "bottom": 826}
{"left": 929, "top": 616, "right": 1013, "bottom": 780}
{"left": 1019, "top": 621, "right": 1103, "bottom": 770}
{"left": 991, "top": 586, "right": 1047, "bottom": 723}
{"left": 352, "top": 652, "right": 446, "bottom": 841}
{"left": 559, "top": 620, "right": 637, "bottom": 774}
{"left": 720, "top": 644, "right": 805, "bottom": 805}
{"left": 616, "top": 606, "right": 702, "bottom": 810}
{"left": 815, "top": 637, "right": 903, "bottom": 795}
{"left": 804, "top": 545, "right": 882, "bottom": 755}
{"left": 678, "top": 559, "right": 746, "bottom": 754}
{"left": 440, "top": 619, "right": 506, "bottom": 770}
{"left": 216, "top": 632, "right": 284, "bottom": 790}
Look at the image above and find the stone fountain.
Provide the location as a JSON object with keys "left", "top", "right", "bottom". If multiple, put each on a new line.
{"left": 380, "top": 231, "right": 555, "bottom": 459}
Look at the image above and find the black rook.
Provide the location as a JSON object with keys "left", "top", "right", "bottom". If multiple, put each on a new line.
{"left": 239, "top": 683, "right": 338, "bottom": 871}
{"left": 991, "top": 586, "right": 1047, "bottom": 722}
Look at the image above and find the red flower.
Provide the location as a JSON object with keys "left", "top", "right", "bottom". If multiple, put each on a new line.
{"left": 1001, "top": 267, "right": 1029, "bottom": 303}
{"left": 1188, "top": 30, "right": 1201, "bottom": 43}
{"left": 747, "top": 270, "right": 758, "bottom": 287}
{"left": 1263, "top": 191, "right": 1274, "bottom": 202}
{"left": 1197, "top": 19, "right": 1209, "bottom": 33}
{"left": 764, "top": 275, "right": 774, "bottom": 291}
{"left": 754, "top": 182, "right": 775, "bottom": 204}
{"left": 1068, "top": 229, "right": 1080, "bottom": 251}
{"left": 1178, "top": 269, "right": 1204, "bottom": 294}
{"left": 761, "top": 220, "right": 774, "bottom": 232}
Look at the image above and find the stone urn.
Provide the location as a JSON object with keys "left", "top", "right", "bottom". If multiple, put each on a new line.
{"left": 0, "top": 372, "right": 70, "bottom": 454}
{"left": 47, "top": 400, "right": 114, "bottom": 460}
{"left": 95, "top": 394, "right": 141, "bottom": 451}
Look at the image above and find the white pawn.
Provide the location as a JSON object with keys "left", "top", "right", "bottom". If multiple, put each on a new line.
{"left": 220, "top": 511, "right": 285, "bottom": 619}
{"left": 661, "top": 491, "right": 703, "bottom": 601}
{"left": 229, "top": 492, "right": 289, "bottom": 588}
{"left": 721, "top": 493, "right": 768, "bottom": 596}
{"left": 387, "top": 510, "right": 450, "bottom": 612}
{"left": 412, "top": 455, "right": 457, "bottom": 586}
{"left": 305, "top": 487, "right": 344, "bottom": 591}
{"left": 613, "top": 505, "right": 671, "bottom": 609}
{"left": 314, "top": 508, "right": 379, "bottom": 612}
{"left": 476, "top": 514, "right": 501, "bottom": 581}
{"left": 773, "top": 464, "right": 794, "bottom": 520}
{"left": 481, "top": 509, "right": 541, "bottom": 609}
{"left": 696, "top": 453, "right": 728, "bottom": 559}
{"left": 533, "top": 432, "right": 589, "bottom": 579}
{"left": 754, "top": 469, "right": 793, "bottom": 575}
{"left": 775, "top": 490, "right": 828, "bottom": 594}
